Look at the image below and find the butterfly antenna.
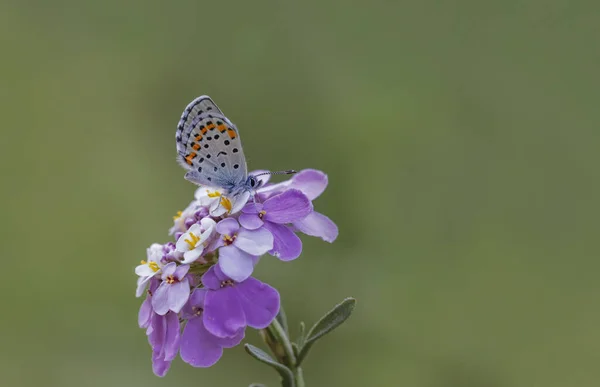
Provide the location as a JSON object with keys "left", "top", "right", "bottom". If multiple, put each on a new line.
{"left": 253, "top": 170, "right": 297, "bottom": 177}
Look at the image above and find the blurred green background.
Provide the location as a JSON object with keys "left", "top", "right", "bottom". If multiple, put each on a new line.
{"left": 2, "top": 0, "right": 599, "bottom": 386}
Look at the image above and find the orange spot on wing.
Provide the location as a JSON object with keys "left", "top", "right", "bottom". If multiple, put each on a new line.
{"left": 227, "top": 129, "right": 237, "bottom": 139}
{"left": 195, "top": 135, "right": 203, "bottom": 141}
{"left": 192, "top": 143, "right": 200, "bottom": 150}
{"left": 205, "top": 123, "right": 216, "bottom": 130}
{"left": 185, "top": 152, "right": 197, "bottom": 165}
{"left": 201, "top": 127, "right": 208, "bottom": 134}
{"left": 217, "top": 124, "right": 227, "bottom": 133}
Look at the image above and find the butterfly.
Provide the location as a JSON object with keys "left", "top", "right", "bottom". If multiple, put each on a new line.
{"left": 176, "top": 95, "right": 294, "bottom": 199}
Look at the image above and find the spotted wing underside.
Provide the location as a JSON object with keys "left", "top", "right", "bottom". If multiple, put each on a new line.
{"left": 176, "top": 110, "right": 248, "bottom": 189}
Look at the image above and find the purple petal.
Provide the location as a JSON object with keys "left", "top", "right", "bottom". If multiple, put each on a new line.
{"left": 293, "top": 211, "right": 338, "bottom": 243}
{"left": 174, "top": 264, "right": 190, "bottom": 280}
{"left": 263, "top": 222, "right": 303, "bottom": 261}
{"left": 151, "top": 351, "right": 172, "bottom": 377}
{"left": 242, "top": 202, "right": 262, "bottom": 214}
{"left": 180, "top": 317, "right": 223, "bottom": 367}
{"left": 167, "top": 278, "right": 190, "bottom": 313}
{"left": 235, "top": 277, "right": 280, "bottom": 329}
{"left": 218, "top": 245, "right": 255, "bottom": 282}
{"left": 201, "top": 266, "right": 221, "bottom": 290}
{"left": 263, "top": 189, "right": 313, "bottom": 224}
{"left": 164, "top": 312, "right": 181, "bottom": 361}
{"left": 235, "top": 228, "right": 273, "bottom": 255}
{"left": 214, "top": 327, "right": 245, "bottom": 348}
{"left": 148, "top": 314, "right": 165, "bottom": 353}
{"left": 138, "top": 296, "right": 153, "bottom": 328}
{"left": 203, "top": 286, "right": 246, "bottom": 338}
{"left": 238, "top": 213, "right": 264, "bottom": 230}
{"left": 160, "top": 262, "right": 177, "bottom": 279}
{"left": 216, "top": 217, "right": 239, "bottom": 235}
{"left": 152, "top": 283, "right": 170, "bottom": 315}
{"left": 289, "top": 169, "right": 328, "bottom": 200}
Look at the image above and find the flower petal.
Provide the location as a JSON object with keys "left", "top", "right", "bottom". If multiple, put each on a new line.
{"left": 182, "top": 246, "right": 203, "bottom": 264}
{"left": 289, "top": 169, "right": 328, "bottom": 200}
{"left": 235, "top": 227, "right": 273, "bottom": 255}
{"left": 152, "top": 283, "right": 170, "bottom": 315}
{"left": 230, "top": 191, "right": 251, "bottom": 215}
{"left": 136, "top": 276, "right": 150, "bottom": 297}
{"left": 201, "top": 266, "right": 221, "bottom": 290}
{"left": 293, "top": 211, "right": 338, "bottom": 243}
{"left": 204, "top": 286, "right": 246, "bottom": 338}
{"left": 160, "top": 262, "right": 177, "bottom": 279}
{"left": 138, "top": 296, "right": 152, "bottom": 328}
{"left": 235, "top": 277, "right": 280, "bottom": 329}
{"left": 174, "top": 264, "right": 190, "bottom": 280}
{"left": 164, "top": 311, "right": 181, "bottom": 361}
{"left": 135, "top": 264, "right": 156, "bottom": 278}
{"left": 216, "top": 217, "right": 240, "bottom": 235}
{"left": 151, "top": 351, "right": 172, "bottom": 377}
{"left": 214, "top": 327, "right": 245, "bottom": 348}
{"left": 167, "top": 278, "right": 190, "bottom": 313}
{"left": 218, "top": 245, "right": 255, "bottom": 282}
{"left": 263, "top": 222, "right": 303, "bottom": 261}
{"left": 238, "top": 213, "right": 264, "bottom": 230}
{"left": 263, "top": 189, "right": 313, "bottom": 224}
{"left": 180, "top": 317, "right": 224, "bottom": 367}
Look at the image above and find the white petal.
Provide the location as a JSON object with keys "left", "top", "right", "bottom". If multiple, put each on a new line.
{"left": 176, "top": 232, "right": 193, "bottom": 252}
{"left": 135, "top": 264, "right": 155, "bottom": 277}
{"left": 182, "top": 246, "right": 203, "bottom": 264}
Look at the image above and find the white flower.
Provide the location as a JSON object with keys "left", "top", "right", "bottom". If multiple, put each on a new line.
{"left": 135, "top": 243, "right": 165, "bottom": 297}
{"left": 195, "top": 187, "right": 250, "bottom": 217}
{"left": 175, "top": 218, "right": 216, "bottom": 263}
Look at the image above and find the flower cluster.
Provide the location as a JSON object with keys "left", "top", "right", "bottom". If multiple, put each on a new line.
{"left": 135, "top": 169, "right": 338, "bottom": 376}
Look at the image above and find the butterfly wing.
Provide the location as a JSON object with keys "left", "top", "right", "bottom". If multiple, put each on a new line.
{"left": 176, "top": 99, "right": 248, "bottom": 191}
{"left": 176, "top": 96, "right": 225, "bottom": 154}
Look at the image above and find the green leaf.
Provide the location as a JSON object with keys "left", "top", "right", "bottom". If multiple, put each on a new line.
{"left": 296, "top": 297, "right": 356, "bottom": 366}
{"left": 296, "top": 321, "right": 306, "bottom": 348}
{"left": 244, "top": 344, "right": 296, "bottom": 387}
{"left": 291, "top": 342, "right": 300, "bottom": 358}
{"left": 276, "top": 306, "right": 289, "bottom": 336}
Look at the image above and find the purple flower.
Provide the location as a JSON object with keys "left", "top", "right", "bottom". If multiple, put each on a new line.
{"left": 152, "top": 262, "right": 190, "bottom": 315}
{"left": 211, "top": 217, "right": 273, "bottom": 282}
{"left": 258, "top": 169, "right": 338, "bottom": 243}
{"left": 201, "top": 265, "right": 280, "bottom": 338}
{"left": 239, "top": 189, "right": 313, "bottom": 260}
{"left": 147, "top": 311, "right": 180, "bottom": 377}
{"left": 180, "top": 289, "right": 245, "bottom": 367}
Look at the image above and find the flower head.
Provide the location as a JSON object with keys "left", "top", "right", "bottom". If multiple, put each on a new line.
{"left": 135, "top": 168, "right": 337, "bottom": 376}
{"left": 152, "top": 262, "right": 190, "bottom": 315}
{"left": 175, "top": 218, "right": 216, "bottom": 264}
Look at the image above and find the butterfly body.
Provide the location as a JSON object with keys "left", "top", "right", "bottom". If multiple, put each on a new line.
{"left": 176, "top": 96, "right": 262, "bottom": 197}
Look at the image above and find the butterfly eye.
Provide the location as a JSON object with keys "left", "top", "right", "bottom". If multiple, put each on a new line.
{"left": 249, "top": 177, "right": 258, "bottom": 187}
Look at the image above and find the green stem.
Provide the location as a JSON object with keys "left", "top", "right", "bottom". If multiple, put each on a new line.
{"left": 267, "top": 318, "right": 296, "bottom": 365}
{"left": 294, "top": 366, "right": 305, "bottom": 387}
{"left": 266, "top": 319, "right": 306, "bottom": 387}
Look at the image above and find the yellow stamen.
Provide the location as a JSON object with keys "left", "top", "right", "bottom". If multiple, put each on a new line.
{"left": 166, "top": 275, "right": 176, "bottom": 284}
{"left": 184, "top": 232, "right": 201, "bottom": 249}
{"left": 223, "top": 234, "right": 236, "bottom": 245}
{"left": 173, "top": 211, "right": 183, "bottom": 221}
{"left": 220, "top": 197, "right": 232, "bottom": 213}
{"left": 258, "top": 210, "right": 266, "bottom": 219}
{"left": 207, "top": 190, "right": 222, "bottom": 198}
{"left": 140, "top": 260, "right": 146, "bottom": 265}
{"left": 148, "top": 262, "right": 160, "bottom": 272}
